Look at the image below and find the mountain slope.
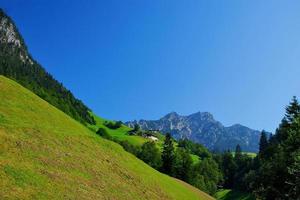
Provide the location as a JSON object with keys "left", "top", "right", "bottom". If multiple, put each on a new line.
{"left": 0, "top": 9, "right": 94, "bottom": 124}
{"left": 126, "top": 112, "right": 262, "bottom": 152}
{"left": 0, "top": 76, "right": 213, "bottom": 200}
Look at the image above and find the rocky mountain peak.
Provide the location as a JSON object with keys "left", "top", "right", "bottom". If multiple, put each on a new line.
{"left": 126, "top": 111, "right": 265, "bottom": 152}
{"left": 163, "top": 112, "right": 180, "bottom": 120}
{"left": 188, "top": 111, "right": 214, "bottom": 121}
{"left": 0, "top": 10, "right": 21, "bottom": 47}
{"left": 0, "top": 9, "right": 32, "bottom": 64}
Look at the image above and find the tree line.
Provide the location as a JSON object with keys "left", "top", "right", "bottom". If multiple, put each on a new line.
{"left": 96, "top": 96, "right": 300, "bottom": 199}
{"left": 214, "top": 97, "right": 300, "bottom": 199}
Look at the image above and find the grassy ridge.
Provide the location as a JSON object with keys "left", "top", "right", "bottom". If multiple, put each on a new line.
{"left": 0, "top": 76, "right": 214, "bottom": 200}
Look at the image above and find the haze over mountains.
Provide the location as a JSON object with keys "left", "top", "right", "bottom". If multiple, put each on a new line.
{"left": 126, "top": 111, "right": 265, "bottom": 152}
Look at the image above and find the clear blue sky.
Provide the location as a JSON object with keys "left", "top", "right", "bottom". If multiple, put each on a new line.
{"left": 2, "top": 0, "right": 300, "bottom": 132}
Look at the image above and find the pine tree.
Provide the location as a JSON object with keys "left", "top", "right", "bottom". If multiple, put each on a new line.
{"left": 285, "top": 96, "right": 300, "bottom": 123}
{"left": 235, "top": 144, "right": 242, "bottom": 160}
{"left": 259, "top": 130, "right": 268, "bottom": 154}
{"left": 221, "top": 151, "right": 237, "bottom": 188}
{"left": 161, "top": 133, "right": 175, "bottom": 175}
{"left": 173, "top": 147, "right": 193, "bottom": 181}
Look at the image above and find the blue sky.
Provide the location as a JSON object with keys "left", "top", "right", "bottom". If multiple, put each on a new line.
{"left": 2, "top": 0, "right": 300, "bottom": 132}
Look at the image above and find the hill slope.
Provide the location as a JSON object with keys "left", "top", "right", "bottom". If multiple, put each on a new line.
{"left": 0, "top": 76, "right": 214, "bottom": 200}
{"left": 0, "top": 9, "right": 94, "bottom": 124}
{"left": 126, "top": 112, "right": 263, "bottom": 152}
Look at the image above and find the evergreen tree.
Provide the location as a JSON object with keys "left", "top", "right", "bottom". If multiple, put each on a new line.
{"left": 259, "top": 130, "right": 268, "bottom": 155}
{"left": 235, "top": 144, "right": 242, "bottom": 161}
{"left": 285, "top": 96, "right": 300, "bottom": 123}
{"left": 221, "top": 151, "right": 237, "bottom": 188}
{"left": 173, "top": 147, "right": 193, "bottom": 181}
{"left": 254, "top": 97, "right": 300, "bottom": 199}
{"left": 161, "top": 133, "right": 175, "bottom": 175}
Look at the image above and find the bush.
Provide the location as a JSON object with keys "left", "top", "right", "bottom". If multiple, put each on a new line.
{"left": 104, "top": 121, "right": 122, "bottom": 129}
{"left": 96, "top": 128, "right": 112, "bottom": 140}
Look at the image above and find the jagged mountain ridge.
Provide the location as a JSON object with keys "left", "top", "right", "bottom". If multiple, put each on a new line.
{"left": 126, "top": 111, "right": 263, "bottom": 152}
{"left": 0, "top": 9, "right": 95, "bottom": 124}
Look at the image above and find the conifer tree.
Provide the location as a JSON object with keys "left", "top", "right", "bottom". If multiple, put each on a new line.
{"left": 285, "top": 96, "right": 300, "bottom": 123}
{"left": 259, "top": 130, "right": 268, "bottom": 154}
{"left": 161, "top": 133, "right": 175, "bottom": 175}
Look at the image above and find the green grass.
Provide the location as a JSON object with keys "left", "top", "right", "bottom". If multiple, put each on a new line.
{"left": 88, "top": 112, "right": 201, "bottom": 164}
{"left": 231, "top": 152, "right": 257, "bottom": 158}
{"left": 215, "top": 189, "right": 255, "bottom": 200}
{"left": 88, "top": 113, "right": 148, "bottom": 146}
{"left": 0, "top": 75, "right": 214, "bottom": 200}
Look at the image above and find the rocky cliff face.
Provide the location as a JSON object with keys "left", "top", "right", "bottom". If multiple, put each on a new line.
{"left": 126, "top": 112, "right": 264, "bottom": 152}
{"left": 0, "top": 10, "right": 33, "bottom": 64}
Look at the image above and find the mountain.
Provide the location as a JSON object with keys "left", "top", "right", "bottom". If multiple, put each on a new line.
{"left": 0, "top": 75, "right": 214, "bottom": 200}
{"left": 126, "top": 112, "right": 264, "bottom": 152}
{"left": 0, "top": 9, "right": 94, "bottom": 124}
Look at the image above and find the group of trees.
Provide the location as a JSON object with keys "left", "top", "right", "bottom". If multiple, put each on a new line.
{"left": 96, "top": 97, "right": 300, "bottom": 199}
{"left": 214, "top": 145, "right": 254, "bottom": 192}
{"left": 215, "top": 97, "right": 300, "bottom": 199}
{"left": 250, "top": 97, "right": 300, "bottom": 199}
{"left": 0, "top": 10, "right": 95, "bottom": 125}
{"left": 161, "top": 133, "right": 222, "bottom": 194}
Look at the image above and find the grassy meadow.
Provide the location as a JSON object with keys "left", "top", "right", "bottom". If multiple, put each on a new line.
{"left": 0, "top": 75, "right": 214, "bottom": 200}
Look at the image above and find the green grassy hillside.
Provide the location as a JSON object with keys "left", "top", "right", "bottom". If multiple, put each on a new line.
{"left": 0, "top": 76, "right": 214, "bottom": 200}
{"left": 88, "top": 113, "right": 200, "bottom": 163}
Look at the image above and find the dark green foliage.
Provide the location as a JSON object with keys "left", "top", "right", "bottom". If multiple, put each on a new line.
{"left": 0, "top": 10, "right": 95, "bottom": 125}
{"left": 215, "top": 97, "right": 300, "bottom": 199}
{"left": 234, "top": 144, "right": 242, "bottom": 162}
{"left": 259, "top": 130, "right": 268, "bottom": 155}
{"left": 247, "top": 97, "right": 300, "bottom": 199}
{"left": 96, "top": 128, "right": 112, "bottom": 140}
{"left": 178, "top": 138, "right": 210, "bottom": 159}
{"left": 119, "top": 140, "right": 140, "bottom": 156}
{"left": 286, "top": 151, "right": 300, "bottom": 198}
{"left": 173, "top": 148, "right": 193, "bottom": 181}
{"left": 220, "top": 151, "right": 237, "bottom": 189}
{"left": 285, "top": 96, "right": 300, "bottom": 123}
{"left": 138, "top": 141, "right": 161, "bottom": 170}
{"left": 191, "top": 157, "right": 222, "bottom": 195}
{"left": 161, "top": 133, "right": 175, "bottom": 175}
{"left": 104, "top": 121, "right": 122, "bottom": 129}
{"left": 133, "top": 124, "right": 140, "bottom": 132}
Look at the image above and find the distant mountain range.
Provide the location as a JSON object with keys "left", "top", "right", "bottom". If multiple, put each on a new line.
{"left": 126, "top": 112, "right": 267, "bottom": 152}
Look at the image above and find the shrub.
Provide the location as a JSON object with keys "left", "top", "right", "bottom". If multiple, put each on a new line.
{"left": 104, "top": 121, "right": 122, "bottom": 129}
{"left": 96, "top": 128, "right": 112, "bottom": 140}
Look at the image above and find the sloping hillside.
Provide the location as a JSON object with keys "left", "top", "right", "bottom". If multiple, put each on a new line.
{"left": 0, "top": 75, "right": 214, "bottom": 200}
{"left": 0, "top": 9, "right": 94, "bottom": 124}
